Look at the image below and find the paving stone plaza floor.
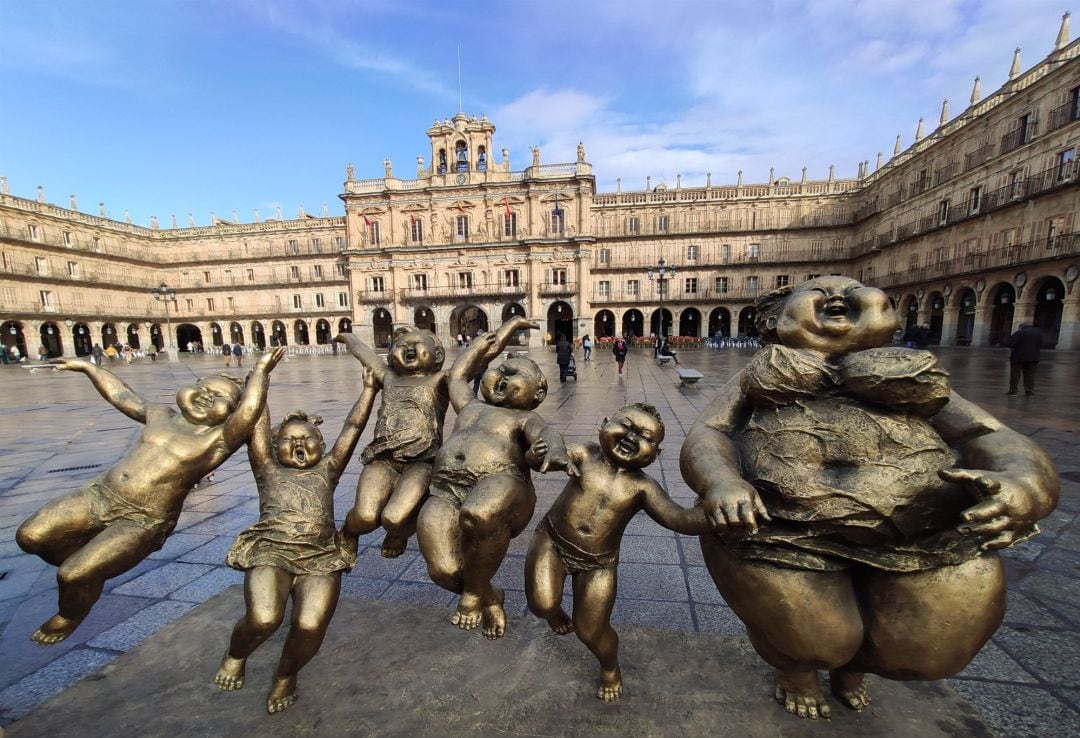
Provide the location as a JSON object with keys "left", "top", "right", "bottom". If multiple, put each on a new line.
{"left": 0, "top": 344, "right": 1077, "bottom": 736}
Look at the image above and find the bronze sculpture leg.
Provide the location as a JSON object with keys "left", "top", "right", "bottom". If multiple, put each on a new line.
{"left": 417, "top": 497, "right": 464, "bottom": 592}
{"left": 571, "top": 568, "right": 621, "bottom": 701}
{"left": 343, "top": 460, "right": 399, "bottom": 554}
{"left": 216, "top": 566, "right": 292, "bottom": 691}
{"left": 16, "top": 492, "right": 95, "bottom": 567}
{"left": 380, "top": 462, "right": 432, "bottom": 558}
{"left": 524, "top": 526, "right": 573, "bottom": 635}
{"left": 700, "top": 535, "right": 862, "bottom": 719}
{"left": 268, "top": 572, "right": 342, "bottom": 713}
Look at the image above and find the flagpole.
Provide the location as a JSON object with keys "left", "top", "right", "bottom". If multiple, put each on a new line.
{"left": 457, "top": 46, "right": 463, "bottom": 113}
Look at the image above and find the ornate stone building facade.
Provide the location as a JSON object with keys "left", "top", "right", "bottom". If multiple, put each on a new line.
{"left": 2, "top": 18, "right": 1078, "bottom": 356}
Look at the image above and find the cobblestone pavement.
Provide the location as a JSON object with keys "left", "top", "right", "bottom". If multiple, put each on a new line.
{"left": 0, "top": 345, "right": 1077, "bottom": 735}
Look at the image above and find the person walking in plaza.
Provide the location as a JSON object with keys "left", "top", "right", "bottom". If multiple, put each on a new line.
{"left": 233, "top": 342, "right": 244, "bottom": 367}
{"left": 555, "top": 334, "right": 573, "bottom": 383}
{"left": 1006, "top": 323, "right": 1043, "bottom": 396}
{"left": 612, "top": 336, "right": 628, "bottom": 374}
{"left": 122, "top": 344, "right": 134, "bottom": 364}
{"left": 582, "top": 334, "right": 592, "bottom": 361}
{"left": 146, "top": 343, "right": 157, "bottom": 361}
{"left": 222, "top": 342, "right": 232, "bottom": 368}
{"left": 92, "top": 343, "right": 103, "bottom": 366}
{"left": 37, "top": 344, "right": 49, "bottom": 362}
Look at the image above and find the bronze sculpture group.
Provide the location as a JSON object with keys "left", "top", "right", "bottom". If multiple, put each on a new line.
{"left": 15, "top": 277, "right": 1060, "bottom": 720}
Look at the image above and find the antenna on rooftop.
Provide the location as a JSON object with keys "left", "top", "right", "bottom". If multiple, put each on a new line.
{"left": 457, "top": 46, "right": 463, "bottom": 113}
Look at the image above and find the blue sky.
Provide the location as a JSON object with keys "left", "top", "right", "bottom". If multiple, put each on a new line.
{"left": 0, "top": 0, "right": 1071, "bottom": 226}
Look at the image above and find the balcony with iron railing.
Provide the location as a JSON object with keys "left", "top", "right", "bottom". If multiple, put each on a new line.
{"left": 591, "top": 285, "right": 772, "bottom": 304}
{"left": 1048, "top": 98, "right": 1080, "bottom": 130}
{"left": 867, "top": 232, "right": 1080, "bottom": 290}
{"left": 538, "top": 281, "right": 577, "bottom": 297}
{"left": 964, "top": 142, "right": 996, "bottom": 172}
{"left": 593, "top": 246, "right": 849, "bottom": 270}
{"left": 1000, "top": 120, "right": 1039, "bottom": 155}
{"left": 397, "top": 282, "right": 531, "bottom": 301}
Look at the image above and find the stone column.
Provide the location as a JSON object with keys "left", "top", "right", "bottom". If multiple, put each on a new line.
{"left": 971, "top": 303, "right": 993, "bottom": 347}
{"left": 1057, "top": 293, "right": 1080, "bottom": 349}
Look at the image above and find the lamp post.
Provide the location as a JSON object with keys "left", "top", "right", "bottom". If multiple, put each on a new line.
{"left": 151, "top": 282, "right": 179, "bottom": 360}
{"left": 647, "top": 257, "right": 675, "bottom": 353}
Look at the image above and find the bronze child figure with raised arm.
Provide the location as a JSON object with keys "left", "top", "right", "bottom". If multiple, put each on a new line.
{"left": 215, "top": 367, "right": 378, "bottom": 714}
{"left": 680, "top": 276, "right": 1059, "bottom": 719}
{"left": 335, "top": 327, "right": 452, "bottom": 558}
{"left": 525, "top": 403, "right": 714, "bottom": 701}
{"left": 17, "top": 347, "right": 286, "bottom": 645}
{"left": 417, "top": 317, "right": 572, "bottom": 640}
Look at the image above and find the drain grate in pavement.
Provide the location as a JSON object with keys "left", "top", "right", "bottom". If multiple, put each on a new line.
{"left": 46, "top": 464, "right": 103, "bottom": 474}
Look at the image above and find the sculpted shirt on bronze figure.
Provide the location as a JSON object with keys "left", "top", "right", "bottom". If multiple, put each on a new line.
{"left": 215, "top": 367, "right": 378, "bottom": 714}
{"left": 680, "top": 276, "right": 1059, "bottom": 720}
{"left": 17, "top": 347, "right": 286, "bottom": 645}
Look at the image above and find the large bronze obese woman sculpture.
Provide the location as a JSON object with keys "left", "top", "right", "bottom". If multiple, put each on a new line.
{"left": 680, "top": 277, "right": 1059, "bottom": 720}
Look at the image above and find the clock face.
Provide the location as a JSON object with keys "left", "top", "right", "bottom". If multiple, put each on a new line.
{"left": 1016, "top": 272, "right": 1027, "bottom": 287}
{"left": 456, "top": 173, "right": 467, "bottom": 185}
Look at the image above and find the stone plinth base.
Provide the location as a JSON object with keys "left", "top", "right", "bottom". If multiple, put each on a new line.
{"left": 7, "top": 588, "right": 992, "bottom": 737}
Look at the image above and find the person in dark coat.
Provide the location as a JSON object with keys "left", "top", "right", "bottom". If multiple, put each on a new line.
{"left": 1006, "top": 323, "right": 1043, "bottom": 396}
{"left": 612, "top": 336, "right": 628, "bottom": 375}
{"left": 903, "top": 323, "right": 919, "bottom": 348}
{"left": 555, "top": 334, "right": 573, "bottom": 383}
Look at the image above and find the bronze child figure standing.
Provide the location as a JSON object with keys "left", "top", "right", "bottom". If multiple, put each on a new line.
{"left": 215, "top": 367, "right": 378, "bottom": 713}
{"left": 417, "top": 318, "right": 573, "bottom": 640}
{"left": 17, "top": 348, "right": 286, "bottom": 644}
{"left": 680, "top": 276, "right": 1059, "bottom": 719}
{"left": 525, "top": 403, "right": 713, "bottom": 701}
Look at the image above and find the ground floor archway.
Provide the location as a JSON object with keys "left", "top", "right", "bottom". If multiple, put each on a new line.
{"left": 293, "top": 320, "right": 310, "bottom": 346}
{"left": 501, "top": 303, "right": 528, "bottom": 345}
{"left": 251, "top": 322, "right": 266, "bottom": 349}
{"left": 678, "top": 308, "right": 701, "bottom": 337}
{"left": 338, "top": 317, "right": 352, "bottom": 334}
{"left": 208, "top": 322, "right": 224, "bottom": 347}
{"left": 177, "top": 324, "right": 203, "bottom": 351}
{"left": 902, "top": 295, "right": 919, "bottom": 331}
{"left": 546, "top": 301, "right": 573, "bottom": 344}
{"left": 927, "top": 293, "right": 944, "bottom": 344}
{"left": 372, "top": 308, "right": 393, "bottom": 348}
{"left": 73, "top": 322, "right": 93, "bottom": 355}
{"left": 955, "top": 288, "right": 977, "bottom": 346}
{"left": 622, "top": 309, "right": 643, "bottom": 339}
{"left": 2, "top": 320, "right": 28, "bottom": 359}
{"left": 40, "top": 322, "right": 63, "bottom": 358}
{"left": 270, "top": 321, "right": 287, "bottom": 347}
{"left": 414, "top": 307, "right": 435, "bottom": 333}
{"left": 1033, "top": 277, "right": 1065, "bottom": 348}
{"left": 708, "top": 307, "right": 731, "bottom": 338}
{"left": 148, "top": 323, "right": 163, "bottom": 351}
{"left": 988, "top": 284, "right": 1015, "bottom": 347}
{"left": 594, "top": 309, "right": 616, "bottom": 338}
{"left": 315, "top": 319, "right": 332, "bottom": 344}
{"left": 737, "top": 307, "right": 758, "bottom": 337}
{"left": 230, "top": 322, "right": 245, "bottom": 345}
{"left": 126, "top": 323, "right": 141, "bottom": 349}
{"left": 649, "top": 308, "right": 673, "bottom": 339}
{"left": 101, "top": 322, "right": 118, "bottom": 348}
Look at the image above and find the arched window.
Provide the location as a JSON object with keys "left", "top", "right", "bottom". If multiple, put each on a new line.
{"left": 438, "top": 149, "right": 447, "bottom": 174}
{"left": 477, "top": 146, "right": 487, "bottom": 172}
{"left": 455, "top": 140, "right": 468, "bottom": 172}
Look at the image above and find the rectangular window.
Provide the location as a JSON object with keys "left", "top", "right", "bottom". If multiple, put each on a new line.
{"left": 292, "top": 295, "right": 302, "bottom": 309}
{"left": 1058, "top": 147, "right": 1076, "bottom": 181}
{"left": 28, "top": 224, "right": 39, "bottom": 240}
{"left": 336, "top": 262, "right": 347, "bottom": 277}
{"left": 550, "top": 209, "right": 565, "bottom": 234}
{"left": 969, "top": 186, "right": 983, "bottom": 215}
{"left": 1009, "top": 170, "right": 1024, "bottom": 199}
{"left": 223, "top": 269, "right": 232, "bottom": 283}
{"left": 684, "top": 277, "right": 698, "bottom": 294}
{"left": 627, "top": 279, "right": 640, "bottom": 297}
{"left": 369, "top": 221, "right": 381, "bottom": 245}
{"left": 310, "top": 238, "right": 321, "bottom": 253}
{"left": 747, "top": 243, "right": 761, "bottom": 259}
{"left": 412, "top": 274, "right": 427, "bottom": 291}
{"left": 334, "top": 236, "right": 345, "bottom": 251}
{"left": 598, "top": 281, "right": 611, "bottom": 298}
{"left": 503, "top": 269, "right": 520, "bottom": 287}
{"left": 372, "top": 276, "right": 386, "bottom": 292}
{"left": 315, "top": 293, "right": 325, "bottom": 308}
{"left": 207, "top": 298, "right": 215, "bottom": 311}
{"left": 776, "top": 275, "right": 790, "bottom": 288}
{"left": 552, "top": 268, "right": 567, "bottom": 285}
{"left": 457, "top": 272, "right": 473, "bottom": 289}
{"left": 290, "top": 265, "right": 300, "bottom": 280}
{"left": 313, "top": 265, "right": 323, "bottom": 279}
{"left": 656, "top": 215, "right": 670, "bottom": 233}
{"left": 67, "top": 261, "right": 78, "bottom": 276}
{"left": 909, "top": 253, "right": 919, "bottom": 269}
{"left": 503, "top": 212, "right": 517, "bottom": 237}
{"left": 687, "top": 244, "right": 698, "bottom": 261}
{"left": 938, "top": 199, "right": 950, "bottom": 226}
{"left": 1002, "top": 229, "right": 1016, "bottom": 248}
{"left": 35, "top": 257, "right": 48, "bottom": 274}
{"left": 203, "top": 271, "right": 211, "bottom": 283}
{"left": 715, "top": 277, "right": 729, "bottom": 294}
{"left": 455, "top": 215, "right": 469, "bottom": 241}
{"left": 63, "top": 231, "right": 72, "bottom": 245}
{"left": 807, "top": 273, "right": 822, "bottom": 280}
{"left": 746, "top": 276, "right": 759, "bottom": 295}
{"left": 39, "top": 290, "right": 54, "bottom": 309}
{"left": 721, "top": 244, "right": 731, "bottom": 261}
{"left": 93, "top": 236, "right": 101, "bottom": 250}
{"left": 286, "top": 239, "right": 299, "bottom": 254}
{"left": 338, "top": 291, "right": 349, "bottom": 308}
{"left": 598, "top": 248, "right": 610, "bottom": 264}
{"left": 627, "top": 217, "right": 640, "bottom": 235}
{"left": 411, "top": 218, "right": 424, "bottom": 243}
{"left": 246, "top": 269, "right": 255, "bottom": 282}
{"left": 185, "top": 298, "right": 194, "bottom": 311}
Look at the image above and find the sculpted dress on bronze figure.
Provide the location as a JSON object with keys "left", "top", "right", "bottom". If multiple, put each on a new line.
{"left": 680, "top": 277, "right": 1059, "bottom": 719}
{"left": 16, "top": 348, "right": 286, "bottom": 645}
{"left": 215, "top": 367, "right": 378, "bottom": 713}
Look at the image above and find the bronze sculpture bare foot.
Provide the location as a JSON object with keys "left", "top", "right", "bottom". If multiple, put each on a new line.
{"left": 380, "top": 533, "right": 407, "bottom": 558}
{"left": 597, "top": 666, "right": 623, "bottom": 701}
{"left": 214, "top": 655, "right": 246, "bottom": 690}
{"left": 546, "top": 609, "right": 574, "bottom": 635}
{"left": 266, "top": 675, "right": 298, "bottom": 714}
{"left": 830, "top": 669, "right": 870, "bottom": 710}
{"left": 481, "top": 586, "right": 506, "bottom": 640}
{"left": 451, "top": 592, "right": 484, "bottom": 630}
{"left": 31, "top": 614, "right": 83, "bottom": 645}
{"left": 775, "top": 669, "right": 831, "bottom": 719}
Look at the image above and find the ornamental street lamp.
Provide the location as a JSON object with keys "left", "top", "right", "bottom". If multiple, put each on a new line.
{"left": 647, "top": 257, "right": 676, "bottom": 353}
{"left": 151, "top": 282, "right": 179, "bottom": 360}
